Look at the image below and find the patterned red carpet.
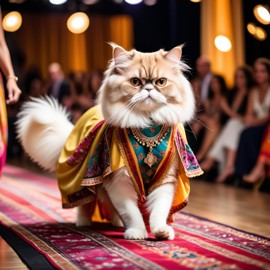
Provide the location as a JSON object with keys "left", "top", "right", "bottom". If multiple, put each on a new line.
{"left": 1, "top": 165, "right": 270, "bottom": 270}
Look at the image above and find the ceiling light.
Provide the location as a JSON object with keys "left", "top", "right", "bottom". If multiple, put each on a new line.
{"left": 247, "top": 23, "right": 256, "bottom": 35}
{"left": 254, "top": 27, "right": 267, "bottom": 41}
{"left": 2, "top": 11, "right": 22, "bottom": 32}
{"left": 214, "top": 35, "right": 232, "bottom": 52}
{"left": 254, "top": 5, "right": 270, "bottom": 25}
{"left": 144, "top": 0, "right": 157, "bottom": 5}
{"left": 190, "top": 0, "right": 202, "bottom": 2}
{"left": 67, "top": 12, "right": 90, "bottom": 34}
{"left": 125, "top": 0, "right": 143, "bottom": 4}
{"left": 82, "top": 0, "right": 99, "bottom": 4}
{"left": 49, "top": 0, "right": 68, "bottom": 5}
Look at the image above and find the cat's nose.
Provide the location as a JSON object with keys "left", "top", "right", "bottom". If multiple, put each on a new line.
{"left": 144, "top": 83, "right": 154, "bottom": 91}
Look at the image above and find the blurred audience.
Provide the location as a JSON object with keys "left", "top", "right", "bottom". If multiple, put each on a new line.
{"left": 201, "top": 66, "right": 254, "bottom": 183}
{"left": 242, "top": 125, "right": 270, "bottom": 190}
{"left": 68, "top": 70, "right": 102, "bottom": 122}
{"left": 235, "top": 58, "right": 270, "bottom": 183}
{"left": 194, "top": 56, "right": 213, "bottom": 102}
{"left": 192, "top": 74, "right": 228, "bottom": 162}
{"left": 46, "top": 62, "right": 71, "bottom": 107}
{"left": 23, "top": 66, "right": 45, "bottom": 99}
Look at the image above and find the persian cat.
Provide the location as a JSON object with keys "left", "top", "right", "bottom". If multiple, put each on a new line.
{"left": 16, "top": 43, "right": 198, "bottom": 241}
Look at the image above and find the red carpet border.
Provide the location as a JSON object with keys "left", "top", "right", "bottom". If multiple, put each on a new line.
{"left": 0, "top": 165, "right": 270, "bottom": 270}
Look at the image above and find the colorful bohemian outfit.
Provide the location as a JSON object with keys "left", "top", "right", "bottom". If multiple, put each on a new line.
{"left": 57, "top": 105, "right": 203, "bottom": 223}
{"left": 0, "top": 75, "right": 8, "bottom": 176}
{"left": 259, "top": 125, "right": 270, "bottom": 167}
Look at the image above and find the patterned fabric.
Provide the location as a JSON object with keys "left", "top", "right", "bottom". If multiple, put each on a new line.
{"left": 260, "top": 125, "right": 270, "bottom": 163}
{"left": 0, "top": 76, "right": 8, "bottom": 176}
{"left": 127, "top": 126, "right": 172, "bottom": 191}
{"left": 1, "top": 166, "right": 270, "bottom": 270}
{"left": 57, "top": 106, "right": 203, "bottom": 219}
{"left": 175, "top": 128, "right": 203, "bottom": 178}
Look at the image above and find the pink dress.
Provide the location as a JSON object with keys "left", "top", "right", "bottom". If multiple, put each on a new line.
{"left": 0, "top": 75, "right": 8, "bottom": 176}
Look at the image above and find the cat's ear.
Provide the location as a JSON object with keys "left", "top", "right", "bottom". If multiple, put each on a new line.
{"left": 109, "top": 42, "right": 130, "bottom": 65}
{"left": 165, "top": 45, "right": 184, "bottom": 61}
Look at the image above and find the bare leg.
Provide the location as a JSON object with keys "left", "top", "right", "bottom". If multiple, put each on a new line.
{"left": 197, "top": 119, "right": 220, "bottom": 161}
{"left": 147, "top": 183, "right": 175, "bottom": 240}
{"left": 216, "top": 149, "right": 236, "bottom": 183}
{"left": 103, "top": 169, "right": 148, "bottom": 240}
{"left": 243, "top": 159, "right": 265, "bottom": 183}
{"left": 200, "top": 157, "right": 216, "bottom": 171}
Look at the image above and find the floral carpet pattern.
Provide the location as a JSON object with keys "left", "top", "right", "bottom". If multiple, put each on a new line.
{"left": 0, "top": 166, "right": 269, "bottom": 270}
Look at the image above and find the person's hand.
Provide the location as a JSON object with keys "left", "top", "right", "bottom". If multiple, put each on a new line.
{"left": 6, "top": 79, "right": 22, "bottom": 104}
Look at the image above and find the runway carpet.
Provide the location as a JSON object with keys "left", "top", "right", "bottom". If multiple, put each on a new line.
{"left": 1, "top": 166, "right": 270, "bottom": 270}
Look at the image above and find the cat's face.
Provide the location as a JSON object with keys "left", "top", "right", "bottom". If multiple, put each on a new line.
{"left": 98, "top": 43, "right": 195, "bottom": 128}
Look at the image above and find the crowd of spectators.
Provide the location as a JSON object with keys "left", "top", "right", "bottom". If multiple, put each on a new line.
{"left": 187, "top": 56, "right": 270, "bottom": 192}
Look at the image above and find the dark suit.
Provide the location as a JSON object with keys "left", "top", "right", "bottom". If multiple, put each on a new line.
{"left": 48, "top": 79, "right": 71, "bottom": 105}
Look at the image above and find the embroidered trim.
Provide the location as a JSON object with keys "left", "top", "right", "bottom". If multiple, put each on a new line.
{"left": 67, "top": 120, "right": 105, "bottom": 166}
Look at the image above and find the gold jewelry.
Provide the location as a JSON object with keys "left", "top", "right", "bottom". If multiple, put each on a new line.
{"left": 131, "top": 125, "right": 170, "bottom": 168}
{"left": 7, "top": 75, "right": 18, "bottom": 82}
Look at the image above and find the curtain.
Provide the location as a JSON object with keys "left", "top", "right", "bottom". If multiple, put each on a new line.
{"left": 201, "top": 0, "right": 244, "bottom": 87}
{"left": 13, "top": 13, "right": 133, "bottom": 79}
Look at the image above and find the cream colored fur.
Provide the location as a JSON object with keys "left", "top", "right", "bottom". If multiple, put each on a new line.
{"left": 98, "top": 43, "right": 195, "bottom": 128}
{"left": 16, "top": 44, "right": 195, "bottom": 241}
{"left": 16, "top": 96, "right": 73, "bottom": 172}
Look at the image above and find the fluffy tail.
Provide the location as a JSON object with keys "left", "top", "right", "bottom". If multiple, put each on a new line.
{"left": 16, "top": 96, "right": 74, "bottom": 172}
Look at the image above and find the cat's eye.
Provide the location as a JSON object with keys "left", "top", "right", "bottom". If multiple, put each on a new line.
{"left": 130, "top": 77, "right": 142, "bottom": 87}
{"left": 155, "top": 78, "right": 167, "bottom": 87}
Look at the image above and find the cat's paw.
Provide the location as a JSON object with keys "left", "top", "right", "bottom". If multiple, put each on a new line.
{"left": 76, "top": 216, "right": 92, "bottom": 227}
{"left": 151, "top": 225, "right": 175, "bottom": 240}
{"left": 124, "top": 228, "right": 148, "bottom": 240}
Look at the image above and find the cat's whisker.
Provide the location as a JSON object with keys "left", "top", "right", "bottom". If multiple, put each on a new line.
{"left": 186, "top": 122, "right": 197, "bottom": 140}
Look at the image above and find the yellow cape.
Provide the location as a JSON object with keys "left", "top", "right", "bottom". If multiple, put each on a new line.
{"left": 57, "top": 105, "right": 203, "bottom": 223}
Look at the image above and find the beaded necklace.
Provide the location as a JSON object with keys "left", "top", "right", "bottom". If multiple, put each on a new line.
{"left": 131, "top": 125, "right": 170, "bottom": 167}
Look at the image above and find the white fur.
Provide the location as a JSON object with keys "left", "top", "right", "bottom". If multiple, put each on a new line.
{"left": 102, "top": 75, "right": 194, "bottom": 128}
{"left": 16, "top": 96, "right": 74, "bottom": 172}
{"left": 99, "top": 157, "right": 179, "bottom": 240}
{"left": 98, "top": 50, "right": 195, "bottom": 128}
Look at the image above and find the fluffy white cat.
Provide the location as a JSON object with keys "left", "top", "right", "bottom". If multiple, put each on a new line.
{"left": 16, "top": 43, "right": 200, "bottom": 240}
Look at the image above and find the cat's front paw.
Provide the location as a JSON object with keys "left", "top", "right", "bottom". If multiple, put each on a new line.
{"left": 124, "top": 228, "right": 148, "bottom": 240}
{"left": 76, "top": 216, "right": 92, "bottom": 227}
{"left": 151, "top": 225, "right": 175, "bottom": 240}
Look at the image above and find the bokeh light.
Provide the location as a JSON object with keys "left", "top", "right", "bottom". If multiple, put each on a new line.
{"left": 214, "top": 35, "right": 232, "bottom": 52}
{"left": 2, "top": 11, "right": 22, "bottom": 32}
{"left": 67, "top": 12, "right": 90, "bottom": 34}
{"left": 254, "top": 5, "right": 270, "bottom": 25}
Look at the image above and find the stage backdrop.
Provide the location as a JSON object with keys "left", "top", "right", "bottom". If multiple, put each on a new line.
{"left": 12, "top": 13, "right": 133, "bottom": 78}
{"left": 201, "top": 0, "right": 244, "bottom": 87}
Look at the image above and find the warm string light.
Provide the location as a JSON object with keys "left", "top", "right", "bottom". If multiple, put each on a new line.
{"left": 253, "top": 5, "right": 270, "bottom": 25}
{"left": 247, "top": 22, "right": 267, "bottom": 41}
{"left": 2, "top": 11, "right": 22, "bottom": 32}
{"left": 67, "top": 12, "right": 90, "bottom": 34}
{"left": 49, "top": 0, "right": 68, "bottom": 5}
{"left": 125, "top": 0, "right": 143, "bottom": 4}
{"left": 214, "top": 35, "right": 232, "bottom": 52}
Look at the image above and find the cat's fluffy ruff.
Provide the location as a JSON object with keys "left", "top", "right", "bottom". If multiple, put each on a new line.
{"left": 16, "top": 97, "right": 73, "bottom": 172}
{"left": 16, "top": 44, "right": 199, "bottom": 241}
{"left": 98, "top": 43, "right": 195, "bottom": 128}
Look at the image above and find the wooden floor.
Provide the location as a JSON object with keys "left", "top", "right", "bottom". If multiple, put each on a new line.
{"left": 1, "top": 161, "right": 270, "bottom": 269}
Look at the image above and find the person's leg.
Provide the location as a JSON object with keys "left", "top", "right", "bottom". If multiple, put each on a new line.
{"left": 196, "top": 118, "right": 220, "bottom": 162}
{"left": 235, "top": 125, "right": 267, "bottom": 177}
{"left": 216, "top": 149, "right": 236, "bottom": 183}
{"left": 243, "top": 157, "right": 265, "bottom": 183}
